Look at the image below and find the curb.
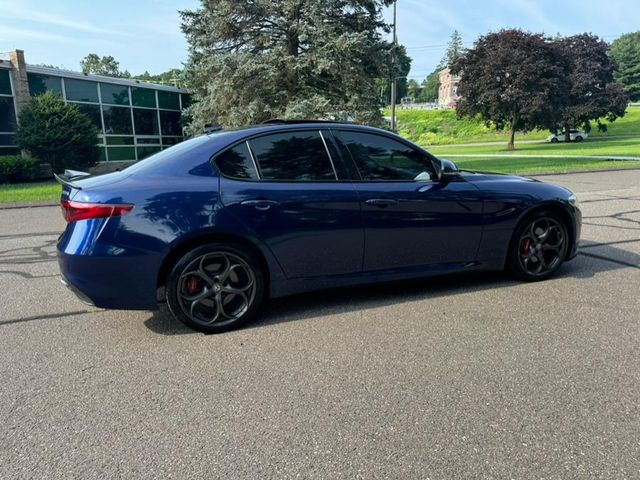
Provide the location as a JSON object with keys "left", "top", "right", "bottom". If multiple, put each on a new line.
{"left": 525, "top": 167, "right": 640, "bottom": 177}
{"left": 0, "top": 201, "right": 58, "bottom": 210}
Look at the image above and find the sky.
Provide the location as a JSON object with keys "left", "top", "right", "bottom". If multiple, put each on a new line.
{"left": 1, "top": 0, "right": 639, "bottom": 80}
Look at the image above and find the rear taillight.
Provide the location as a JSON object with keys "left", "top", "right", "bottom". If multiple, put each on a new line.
{"left": 61, "top": 200, "right": 134, "bottom": 223}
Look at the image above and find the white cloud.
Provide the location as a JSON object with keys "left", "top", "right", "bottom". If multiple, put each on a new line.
{"left": 2, "top": 1, "right": 131, "bottom": 36}
{"left": 0, "top": 24, "right": 74, "bottom": 43}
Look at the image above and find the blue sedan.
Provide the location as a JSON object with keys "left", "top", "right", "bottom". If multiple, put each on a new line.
{"left": 56, "top": 121, "right": 581, "bottom": 333}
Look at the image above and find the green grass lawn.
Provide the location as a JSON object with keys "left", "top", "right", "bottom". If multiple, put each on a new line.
{"left": 392, "top": 105, "right": 640, "bottom": 146}
{"left": 428, "top": 136, "right": 640, "bottom": 157}
{"left": 427, "top": 136, "right": 640, "bottom": 174}
{"left": 0, "top": 181, "right": 61, "bottom": 204}
{"left": 446, "top": 156, "right": 640, "bottom": 175}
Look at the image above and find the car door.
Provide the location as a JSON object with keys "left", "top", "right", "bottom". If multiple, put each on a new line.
{"left": 332, "top": 129, "right": 484, "bottom": 272}
{"left": 217, "top": 129, "right": 364, "bottom": 279}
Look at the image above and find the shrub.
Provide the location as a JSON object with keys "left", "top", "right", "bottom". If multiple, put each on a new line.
{"left": 15, "top": 91, "right": 99, "bottom": 173}
{"left": 0, "top": 155, "right": 40, "bottom": 183}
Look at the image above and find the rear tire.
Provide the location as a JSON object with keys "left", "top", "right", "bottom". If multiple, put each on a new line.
{"left": 508, "top": 210, "right": 569, "bottom": 282}
{"left": 574, "top": 136, "right": 583, "bottom": 142}
{"left": 166, "top": 242, "right": 265, "bottom": 333}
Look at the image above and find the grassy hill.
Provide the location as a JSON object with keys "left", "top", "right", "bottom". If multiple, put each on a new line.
{"left": 392, "top": 106, "right": 640, "bottom": 146}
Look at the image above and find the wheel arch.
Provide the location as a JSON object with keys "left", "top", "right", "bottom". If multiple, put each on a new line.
{"left": 156, "top": 231, "right": 272, "bottom": 296}
{"left": 505, "top": 201, "right": 576, "bottom": 267}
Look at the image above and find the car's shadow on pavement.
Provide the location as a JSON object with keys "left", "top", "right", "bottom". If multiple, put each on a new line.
{"left": 143, "top": 242, "right": 639, "bottom": 336}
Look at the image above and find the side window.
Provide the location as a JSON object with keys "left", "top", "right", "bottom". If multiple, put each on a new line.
{"left": 337, "top": 131, "right": 435, "bottom": 181}
{"left": 215, "top": 143, "right": 259, "bottom": 180}
{"left": 249, "top": 131, "right": 336, "bottom": 181}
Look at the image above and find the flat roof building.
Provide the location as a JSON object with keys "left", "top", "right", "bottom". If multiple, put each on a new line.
{"left": 0, "top": 50, "right": 190, "bottom": 164}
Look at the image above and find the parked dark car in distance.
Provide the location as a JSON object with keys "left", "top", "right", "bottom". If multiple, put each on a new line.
{"left": 56, "top": 121, "right": 581, "bottom": 333}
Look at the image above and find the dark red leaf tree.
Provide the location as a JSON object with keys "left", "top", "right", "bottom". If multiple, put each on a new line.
{"left": 554, "top": 34, "right": 628, "bottom": 140}
{"left": 451, "top": 29, "right": 567, "bottom": 150}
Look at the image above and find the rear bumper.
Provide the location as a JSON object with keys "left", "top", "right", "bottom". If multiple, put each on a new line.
{"left": 60, "top": 275, "right": 95, "bottom": 306}
{"left": 57, "top": 218, "right": 162, "bottom": 312}
{"left": 57, "top": 250, "right": 160, "bottom": 310}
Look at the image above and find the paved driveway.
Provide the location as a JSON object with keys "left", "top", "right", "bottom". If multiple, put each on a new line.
{"left": 0, "top": 170, "right": 638, "bottom": 478}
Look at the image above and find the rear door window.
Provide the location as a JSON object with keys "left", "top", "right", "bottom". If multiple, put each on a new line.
{"left": 249, "top": 131, "right": 336, "bottom": 181}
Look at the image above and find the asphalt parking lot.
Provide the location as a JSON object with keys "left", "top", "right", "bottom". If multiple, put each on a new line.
{"left": 0, "top": 169, "right": 638, "bottom": 478}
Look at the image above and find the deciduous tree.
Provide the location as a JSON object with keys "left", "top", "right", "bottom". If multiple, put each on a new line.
{"left": 451, "top": 29, "right": 566, "bottom": 150}
{"left": 554, "top": 34, "right": 627, "bottom": 140}
{"left": 80, "top": 53, "right": 130, "bottom": 78}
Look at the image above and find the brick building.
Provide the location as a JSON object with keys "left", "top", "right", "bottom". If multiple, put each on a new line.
{"left": 437, "top": 68, "right": 461, "bottom": 107}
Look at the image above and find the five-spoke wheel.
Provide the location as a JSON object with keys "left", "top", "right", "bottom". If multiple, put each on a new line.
{"left": 166, "top": 243, "right": 264, "bottom": 333}
{"left": 509, "top": 211, "right": 569, "bottom": 281}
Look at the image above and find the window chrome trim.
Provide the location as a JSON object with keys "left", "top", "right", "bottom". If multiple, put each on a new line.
{"left": 245, "top": 140, "right": 262, "bottom": 179}
{"left": 319, "top": 130, "right": 339, "bottom": 180}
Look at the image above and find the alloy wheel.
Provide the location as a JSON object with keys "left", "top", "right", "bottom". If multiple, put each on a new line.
{"left": 176, "top": 252, "right": 256, "bottom": 327}
{"left": 518, "top": 217, "right": 567, "bottom": 276}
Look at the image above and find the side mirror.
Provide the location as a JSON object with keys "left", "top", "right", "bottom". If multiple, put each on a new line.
{"left": 437, "top": 159, "right": 459, "bottom": 180}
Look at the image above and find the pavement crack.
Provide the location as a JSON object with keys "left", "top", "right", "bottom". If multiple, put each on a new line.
{"left": 0, "top": 310, "right": 92, "bottom": 327}
{"left": 580, "top": 238, "right": 640, "bottom": 249}
{"left": 578, "top": 251, "right": 639, "bottom": 269}
{"left": 0, "top": 270, "right": 59, "bottom": 279}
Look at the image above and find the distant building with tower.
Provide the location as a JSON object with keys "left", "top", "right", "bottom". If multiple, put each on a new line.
{"left": 438, "top": 68, "right": 461, "bottom": 107}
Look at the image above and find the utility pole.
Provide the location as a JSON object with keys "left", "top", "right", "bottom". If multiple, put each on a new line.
{"left": 390, "top": 0, "right": 397, "bottom": 131}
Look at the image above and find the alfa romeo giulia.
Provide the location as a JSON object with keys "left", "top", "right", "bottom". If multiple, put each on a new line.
{"left": 56, "top": 121, "right": 581, "bottom": 333}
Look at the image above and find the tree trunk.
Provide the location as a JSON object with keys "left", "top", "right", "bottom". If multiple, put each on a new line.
{"left": 507, "top": 114, "right": 519, "bottom": 150}
{"left": 564, "top": 123, "right": 571, "bottom": 142}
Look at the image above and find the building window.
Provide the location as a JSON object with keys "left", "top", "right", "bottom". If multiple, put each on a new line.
{"left": 159, "top": 110, "right": 182, "bottom": 136}
{"left": 0, "top": 70, "right": 12, "bottom": 96}
{"left": 27, "top": 73, "right": 63, "bottom": 97}
{"left": 158, "top": 91, "right": 180, "bottom": 110}
{"left": 65, "top": 78, "right": 99, "bottom": 103}
{"left": 131, "top": 87, "right": 156, "bottom": 108}
{"left": 106, "top": 147, "right": 136, "bottom": 161}
{"left": 133, "top": 108, "right": 159, "bottom": 135}
{"left": 73, "top": 103, "right": 102, "bottom": 129}
{"left": 0, "top": 97, "right": 17, "bottom": 132}
{"left": 100, "top": 83, "right": 129, "bottom": 106}
{"left": 102, "top": 105, "right": 132, "bottom": 134}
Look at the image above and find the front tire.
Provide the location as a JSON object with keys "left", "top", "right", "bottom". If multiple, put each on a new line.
{"left": 166, "top": 243, "right": 265, "bottom": 333}
{"left": 508, "top": 211, "right": 569, "bottom": 282}
{"left": 550, "top": 137, "right": 559, "bottom": 143}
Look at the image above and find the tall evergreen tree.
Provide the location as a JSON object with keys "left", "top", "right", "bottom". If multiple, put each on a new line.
{"left": 609, "top": 32, "right": 640, "bottom": 102}
{"left": 180, "top": 0, "right": 393, "bottom": 129}
{"left": 441, "top": 30, "right": 465, "bottom": 68}
{"left": 379, "top": 44, "right": 412, "bottom": 104}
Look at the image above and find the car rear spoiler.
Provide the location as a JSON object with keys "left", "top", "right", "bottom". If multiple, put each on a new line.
{"left": 53, "top": 169, "right": 91, "bottom": 190}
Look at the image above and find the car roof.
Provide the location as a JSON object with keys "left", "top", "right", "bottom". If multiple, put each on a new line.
{"left": 208, "top": 121, "right": 391, "bottom": 139}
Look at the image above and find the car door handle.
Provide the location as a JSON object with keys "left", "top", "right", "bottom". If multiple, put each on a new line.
{"left": 240, "top": 199, "right": 279, "bottom": 211}
{"left": 365, "top": 198, "right": 398, "bottom": 208}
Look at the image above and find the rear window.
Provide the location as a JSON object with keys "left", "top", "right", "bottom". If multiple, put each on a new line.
{"left": 248, "top": 131, "right": 336, "bottom": 181}
{"left": 122, "top": 135, "right": 210, "bottom": 175}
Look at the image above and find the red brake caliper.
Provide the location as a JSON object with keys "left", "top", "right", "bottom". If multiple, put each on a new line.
{"left": 520, "top": 238, "right": 531, "bottom": 254}
{"left": 186, "top": 276, "right": 200, "bottom": 294}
